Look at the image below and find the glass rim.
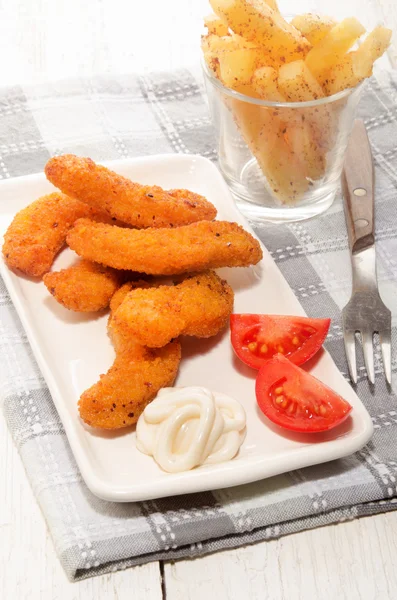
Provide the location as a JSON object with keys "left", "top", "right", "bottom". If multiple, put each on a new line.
{"left": 201, "top": 59, "right": 364, "bottom": 108}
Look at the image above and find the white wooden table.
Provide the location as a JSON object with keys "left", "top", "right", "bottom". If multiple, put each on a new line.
{"left": 1, "top": 1, "right": 396, "bottom": 598}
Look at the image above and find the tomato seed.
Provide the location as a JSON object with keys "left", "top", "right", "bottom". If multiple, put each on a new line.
{"left": 275, "top": 386, "right": 283, "bottom": 394}
{"left": 287, "top": 402, "right": 296, "bottom": 414}
{"left": 275, "top": 395, "right": 284, "bottom": 404}
{"left": 247, "top": 342, "right": 257, "bottom": 352}
{"left": 320, "top": 405, "right": 327, "bottom": 416}
{"left": 277, "top": 345, "right": 284, "bottom": 353}
{"left": 260, "top": 344, "right": 268, "bottom": 354}
{"left": 292, "top": 336, "right": 299, "bottom": 345}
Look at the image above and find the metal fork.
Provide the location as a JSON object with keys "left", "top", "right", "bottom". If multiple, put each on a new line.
{"left": 341, "top": 119, "right": 392, "bottom": 385}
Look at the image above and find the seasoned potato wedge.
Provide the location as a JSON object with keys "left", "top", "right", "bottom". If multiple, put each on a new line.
{"left": 219, "top": 47, "right": 261, "bottom": 87}
{"left": 210, "top": 0, "right": 311, "bottom": 62}
{"left": 305, "top": 18, "right": 366, "bottom": 83}
{"left": 285, "top": 121, "right": 326, "bottom": 181}
{"left": 263, "top": 0, "right": 279, "bottom": 12}
{"left": 325, "top": 26, "right": 392, "bottom": 95}
{"left": 204, "top": 14, "right": 229, "bottom": 36}
{"left": 291, "top": 13, "right": 336, "bottom": 46}
{"left": 278, "top": 60, "right": 334, "bottom": 153}
{"left": 252, "top": 66, "right": 285, "bottom": 101}
{"left": 204, "top": 33, "right": 280, "bottom": 86}
{"left": 278, "top": 60, "right": 325, "bottom": 101}
{"left": 229, "top": 99, "right": 309, "bottom": 202}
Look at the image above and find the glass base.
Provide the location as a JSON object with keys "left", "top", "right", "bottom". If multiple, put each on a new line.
{"left": 221, "top": 158, "right": 337, "bottom": 223}
{"left": 234, "top": 190, "right": 336, "bottom": 223}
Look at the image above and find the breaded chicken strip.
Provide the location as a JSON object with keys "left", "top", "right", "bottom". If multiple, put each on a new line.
{"left": 109, "top": 280, "right": 158, "bottom": 329}
{"left": 43, "top": 259, "right": 125, "bottom": 312}
{"left": 67, "top": 219, "right": 263, "bottom": 274}
{"left": 111, "top": 271, "right": 234, "bottom": 348}
{"left": 45, "top": 154, "right": 217, "bottom": 228}
{"left": 78, "top": 340, "right": 181, "bottom": 429}
{"left": 79, "top": 284, "right": 181, "bottom": 429}
{"left": 2, "top": 193, "right": 110, "bottom": 277}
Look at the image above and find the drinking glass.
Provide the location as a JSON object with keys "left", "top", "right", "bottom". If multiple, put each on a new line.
{"left": 203, "top": 63, "right": 364, "bottom": 223}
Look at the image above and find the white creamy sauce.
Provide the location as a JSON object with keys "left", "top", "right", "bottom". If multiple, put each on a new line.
{"left": 136, "top": 386, "right": 246, "bottom": 473}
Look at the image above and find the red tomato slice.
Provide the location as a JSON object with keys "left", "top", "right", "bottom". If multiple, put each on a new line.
{"left": 256, "top": 354, "right": 352, "bottom": 433}
{"left": 230, "top": 314, "right": 330, "bottom": 370}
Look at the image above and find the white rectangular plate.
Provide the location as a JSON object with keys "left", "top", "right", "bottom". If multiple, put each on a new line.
{"left": 0, "top": 154, "right": 373, "bottom": 502}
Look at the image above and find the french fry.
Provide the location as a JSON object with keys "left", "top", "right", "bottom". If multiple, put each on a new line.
{"left": 325, "top": 26, "right": 392, "bottom": 95}
{"left": 278, "top": 60, "right": 325, "bottom": 101}
{"left": 228, "top": 98, "right": 310, "bottom": 203}
{"left": 251, "top": 66, "right": 325, "bottom": 182}
{"left": 201, "top": 35, "right": 221, "bottom": 77}
{"left": 285, "top": 122, "right": 326, "bottom": 181}
{"left": 291, "top": 13, "right": 336, "bottom": 46}
{"left": 209, "top": 0, "right": 311, "bottom": 62}
{"left": 305, "top": 18, "right": 366, "bottom": 82}
{"left": 205, "top": 33, "right": 280, "bottom": 87}
{"left": 204, "top": 33, "right": 273, "bottom": 60}
{"left": 204, "top": 14, "right": 229, "bottom": 36}
{"left": 251, "top": 66, "right": 285, "bottom": 101}
{"left": 218, "top": 47, "right": 261, "bottom": 87}
{"left": 278, "top": 60, "right": 333, "bottom": 156}
{"left": 202, "top": 34, "right": 251, "bottom": 77}
{"left": 263, "top": 0, "right": 279, "bottom": 12}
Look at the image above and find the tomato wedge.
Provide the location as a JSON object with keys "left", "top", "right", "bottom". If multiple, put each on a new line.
{"left": 255, "top": 354, "right": 352, "bottom": 433}
{"left": 230, "top": 314, "right": 330, "bottom": 370}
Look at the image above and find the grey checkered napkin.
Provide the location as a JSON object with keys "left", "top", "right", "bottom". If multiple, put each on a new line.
{"left": 1, "top": 70, "right": 397, "bottom": 581}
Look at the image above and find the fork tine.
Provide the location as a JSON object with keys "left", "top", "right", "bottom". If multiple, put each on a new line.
{"left": 344, "top": 329, "right": 357, "bottom": 384}
{"left": 379, "top": 328, "right": 392, "bottom": 386}
{"left": 361, "top": 331, "right": 375, "bottom": 384}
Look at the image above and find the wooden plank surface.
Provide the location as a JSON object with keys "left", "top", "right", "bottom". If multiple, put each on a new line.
{"left": 164, "top": 513, "right": 397, "bottom": 600}
{"left": 0, "top": 0, "right": 396, "bottom": 598}
{"left": 0, "top": 409, "right": 163, "bottom": 600}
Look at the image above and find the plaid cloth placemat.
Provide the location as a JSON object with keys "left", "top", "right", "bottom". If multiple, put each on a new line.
{"left": 1, "top": 69, "right": 396, "bottom": 581}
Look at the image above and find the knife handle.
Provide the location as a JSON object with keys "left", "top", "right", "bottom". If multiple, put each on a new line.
{"left": 341, "top": 119, "right": 375, "bottom": 254}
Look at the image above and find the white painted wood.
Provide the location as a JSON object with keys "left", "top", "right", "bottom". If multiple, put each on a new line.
{"left": 0, "top": 0, "right": 209, "bottom": 86}
{"left": 0, "top": 413, "right": 163, "bottom": 599}
{"left": 0, "top": 0, "right": 396, "bottom": 598}
{"left": 377, "top": 0, "right": 397, "bottom": 66}
{"left": 164, "top": 512, "right": 397, "bottom": 600}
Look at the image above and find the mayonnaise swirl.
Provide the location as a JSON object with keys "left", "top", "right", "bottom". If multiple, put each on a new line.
{"left": 136, "top": 387, "right": 246, "bottom": 473}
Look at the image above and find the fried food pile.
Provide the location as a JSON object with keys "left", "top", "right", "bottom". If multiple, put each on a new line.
{"left": 45, "top": 155, "right": 217, "bottom": 228}
{"left": 2, "top": 154, "right": 262, "bottom": 430}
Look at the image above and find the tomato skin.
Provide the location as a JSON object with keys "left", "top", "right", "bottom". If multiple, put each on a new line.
{"left": 255, "top": 354, "right": 352, "bottom": 433}
{"left": 230, "top": 314, "right": 330, "bottom": 370}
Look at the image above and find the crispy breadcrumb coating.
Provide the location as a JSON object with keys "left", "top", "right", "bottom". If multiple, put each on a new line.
{"left": 78, "top": 340, "right": 181, "bottom": 429}
{"left": 67, "top": 219, "right": 263, "bottom": 274}
{"left": 43, "top": 259, "right": 125, "bottom": 312}
{"left": 2, "top": 193, "right": 110, "bottom": 277}
{"left": 111, "top": 271, "right": 234, "bottom": 348}
{"left": 45, "top": 154, "right": 217, "bottom": 228}
{"left": 79, "top": 276, "right": 181, "bottom": 429}
{"left": 108, "top": 280, "right": 158, "bottom": 330}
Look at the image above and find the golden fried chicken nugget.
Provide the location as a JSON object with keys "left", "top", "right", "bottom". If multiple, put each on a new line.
{"left": 111, "top": 271, "right": 234, "bottom": 348}
{"left": 43, "top": 259, "right": 125, "bottom": 312}
{"left": 67, "top": 219, "right": 263, "bottom": 274}
{"left": 78, "top": 340, "right": 181, "bottom": 429}
{"left": 45, "top": 154, "right": 217, "bottom": 228}
{"left": 2, "top": 192, "right": 110, "bottom": 277}
{"left": 108, "top": 279, "right": 159, "bottom": 326}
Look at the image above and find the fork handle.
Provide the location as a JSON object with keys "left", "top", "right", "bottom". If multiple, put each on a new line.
{"left": 342, "top": 119, "right": 375, "bottom": 254}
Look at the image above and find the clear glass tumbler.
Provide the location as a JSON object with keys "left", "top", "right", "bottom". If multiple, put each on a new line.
{"left": 203, "top": 63, "right": 364, "bottom": 223}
